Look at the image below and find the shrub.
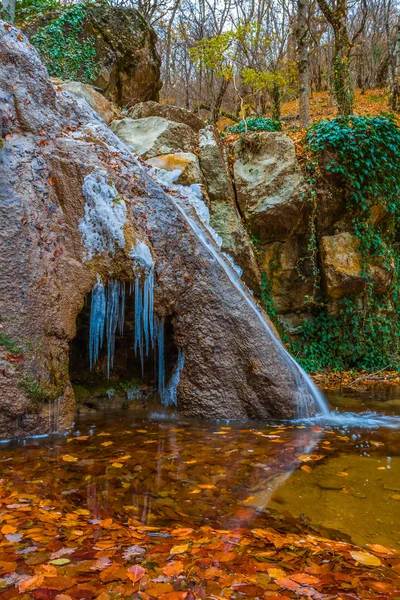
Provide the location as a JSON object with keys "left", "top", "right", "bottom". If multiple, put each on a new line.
{"left": 227, "top": 117, "right": 282, "bottom": 134}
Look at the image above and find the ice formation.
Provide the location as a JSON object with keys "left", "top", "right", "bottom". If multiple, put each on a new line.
{"left": 162, "top": 350, "right": 185, "bottom": 407}
{"left": 79, "top": 170, "right": 127, "bottom": 261}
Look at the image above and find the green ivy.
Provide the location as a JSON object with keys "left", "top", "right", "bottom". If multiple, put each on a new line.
{"left": 227, "top": 117, "right": 282, "bottom": 134}
{"left": 15, "top": 0, "right": 62, "bottom": 25}
{"left": 288, "top": 115, "right": 400, "bottom": 372}
{"left": 31, "top": 3, "right": 99, "bottom": 83}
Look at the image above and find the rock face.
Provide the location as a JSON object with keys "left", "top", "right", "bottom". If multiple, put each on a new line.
{"left": 110, "top": 117, "right": 197, "bottom": 158}
{"left": 320, "top": 232, "right": 392, "bottom": 301}
{"left": 129, "top": 101, "right": 204, "bottom": 133}
{"left": 60, "top": 82, "right": 115, "bottom": 124}
{"left": 198, "top": 127, "right": 261, "bottom": 292}
{"left": 21, "top": 4, "right": 161, "bottom": 106}
{"left": 233, "top": 133, "right": 308, "bottom": 244}
{"left": 0, "top": 24, "right": 318, "bottom": 438}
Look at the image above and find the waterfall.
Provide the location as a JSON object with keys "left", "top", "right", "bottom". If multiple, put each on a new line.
{"left": 150, "top": 171, "right": 330, "bottom": 417}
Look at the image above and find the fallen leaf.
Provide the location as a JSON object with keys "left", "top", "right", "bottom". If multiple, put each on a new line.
{"left": 163, "top": 561, "right": 184, "bottom": 576}
{"left": 19, "top": 574, "right": 44, "bottom": 592}
{"left": 126, "top": 564, "right": 146, "bottom": 583}
{"left": 61, "top": 455, "right": 78, "bottom": 463}
{"left": 170, "top": 543, "right": 189, "bottom": 555}
{"left": 349, "top": 551, "right": 381, "bottom": 566}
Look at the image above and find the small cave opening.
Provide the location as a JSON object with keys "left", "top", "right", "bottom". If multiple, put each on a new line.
{"left": 69, "top": 280, "right": 179, "bottom": 413}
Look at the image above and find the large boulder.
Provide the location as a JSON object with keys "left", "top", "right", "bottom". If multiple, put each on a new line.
{"left": 0, "top": 23, "right": 319, "bottom": 438}
{"left": 233, "top": 133, "right": 309, "bottom": 244}
{"left": 60, "top": 82, "right": 115, "bottom": 124}
{"left": 198, "top": 127, "right": 261, "bottom": 292}
{"left": 129, "top": 101, "right": 204, "bottom": 133}
{"left": 320, "top": 232, "right": 392, "bottom": 301}
{"left": 110, "top": 117, "right": 197, "bottom": 158}
{"left": 20, "top": 4, "right": 161, "bottom": 106}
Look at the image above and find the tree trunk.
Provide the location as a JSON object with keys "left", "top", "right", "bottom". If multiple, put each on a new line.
{"left": 332, "top": 23, "right": 354, "bottom": 115}
{"left": 297, "top": 0, "right": 310, "bottom": 128}
{"left": 1, "top": 0, "right": 15, "bottom": 22}
{"left": 391, "top": 15, "right": 400, "bottom": 111}
{"left": 271, "top": 82, "right": 281, "bottom": 121}
{"left": 316, "top": 0, "right": 354, "bottom": 116}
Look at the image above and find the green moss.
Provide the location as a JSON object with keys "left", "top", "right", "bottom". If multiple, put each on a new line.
{"left": 227, "top": 117, "right": 282, "bottom": 134}
{"left": 18, "top": 375, "right": 53, "bottom": 403}
{"left": 0, "top": 332, "right": 22, "bottom": 356}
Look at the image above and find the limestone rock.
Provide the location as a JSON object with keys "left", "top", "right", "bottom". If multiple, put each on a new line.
{"left": 21, "top": 4, "right": 161, "bottom": 106}
{"left": 320, "top": 232, "right": 392, "bottom": 301}
{"left": 199, "top": 126, "right": 261, "bottom": 292}
{"left": 145, "top": 152, "right": 203, "bottom": 186}
{"left": 129, "top": 101, "right": 204, "bottom": 132}
{"left": 0, "top": 23, "right": 319, "bottom": 439}
{"left": 110, "top": 117, "right": 197, "bottom": 158}
{"left": 60, "top": 82, "right": 115, "bottom": 124}
{"left": 233, "top": 132, "right": 308, "bottom": 243}
{"left": 260, "top": 238, "right": 316, "bottom": 313}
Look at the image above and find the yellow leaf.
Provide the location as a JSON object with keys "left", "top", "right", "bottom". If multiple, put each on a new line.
{"left": 336, "top": 472, "right": 348, "bottom": 477}
{"left": 101, "top": 441, "right": 113, "bottom": 447}
{"left": 170, "top": 543, "right": 189, "bottom": 555}
{"left": 62, "top": 455, "right": 78, "bottom": 462}
{"left": 185, "top": 460, "right": 197, "bottom": 465}
{"left": 301, "top": 465, "right": 312, "bottom": 473}
{"left": 111, "top": 463, "right": 123, "bottom": 468}
{"left": 188, "top": 489, "right": 201, "bottom": 494}
{"left": 267, "top": 568, "right": 286, "bottom": 579}
{"left": 198, "top": 484, "right": 216, "bottom": 489}
{"left": 349, "top": 551, "right": 381, "bottom": 566}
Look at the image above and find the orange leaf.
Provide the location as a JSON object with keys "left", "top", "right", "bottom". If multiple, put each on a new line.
{"left": 127, "top": 564, "right": 146, "bottom": 583}
{"left": 1, "top": 524, "right": 16, "bottom": 535}
{"left": 171, "top": 528, "right": 193, "bottom": 537}
{"left": 301, "top": 465, "right": 312, "bottom": 473}
{"left": 163, "top": 561, "right": 184, "bottom": 576}
{"left": 19, "top": 575, "right": 44, "bottom": 592}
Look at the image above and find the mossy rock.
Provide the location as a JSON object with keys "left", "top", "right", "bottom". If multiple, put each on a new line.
{"left": 21, "top": 1, "right": 161, "bottom": 106}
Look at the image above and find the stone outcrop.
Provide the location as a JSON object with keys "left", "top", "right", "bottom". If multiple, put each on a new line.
{"left": 110, "top": 117, "right": 197, "bottom": 158}
{"left": 0, "top": 24, "right": 318, "bottom": 438}
{"left": 233, "top": 133, "right": 308, "bottom": 244}
{"left": 60, "top": 82, "right": 115, "bottom": 124}
{"left": 260, "top": 238, "right": 315, "bottom": 313}
{"left": 21, "top": 4, "right": 161, "bottom": 106}
{"left": 198, "top": 127, "right": 261, "bottom": 292}
{"left": 129, "top": 101, "right": 204, "bottom": 133}
{"left": 320, "top": 232, "right": 392, "bottom": 301}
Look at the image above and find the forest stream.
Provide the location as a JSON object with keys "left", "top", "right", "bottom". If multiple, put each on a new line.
{"left": 0, "top": 389, "right": 400, "bottom": 598}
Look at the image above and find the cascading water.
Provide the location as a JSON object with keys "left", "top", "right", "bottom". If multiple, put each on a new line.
{"left": 148, "top": 167, "right": 330, "bottom": 418}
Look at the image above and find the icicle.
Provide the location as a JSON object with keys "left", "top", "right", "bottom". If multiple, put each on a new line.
{"left": 89, "top": 277, "right": 106, "bottom": 369}
{"left": 106, "top": 280, "right": 120, "bottom": 377}
{"left": 134, "top": 276, "right": 143, "bottom": 364}
{"left": 118, "top": 282, "right": 125, "bottom": 335}
{"left": 162, "top": 350, "right": 185, "bottom": 407}
{"left": 157, "top": 317, "right": 165, "bottom": 402}
{"left": 148, "top": 268, "right": 155, "bottom": 345}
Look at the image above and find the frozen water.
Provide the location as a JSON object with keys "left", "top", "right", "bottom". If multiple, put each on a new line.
{"left": 130, "top": 241, "right": 155, "bottom": 271}
{"left": 79, "top": 170, "right": 127, "bottom": 261}
{"left": 162, "top": 350, "right": 185, "bottom": 407}
{"left": 89, "top": 277, "right": 106, "bottom": 369}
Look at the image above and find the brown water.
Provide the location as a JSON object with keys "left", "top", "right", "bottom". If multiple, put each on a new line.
{"left": 1, "top": 387, "right": 400, "bottom": 552}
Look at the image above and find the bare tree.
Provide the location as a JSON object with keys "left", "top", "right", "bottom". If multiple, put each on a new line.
{"left": 297, "top": 0, "right": 310, "bottom": 127}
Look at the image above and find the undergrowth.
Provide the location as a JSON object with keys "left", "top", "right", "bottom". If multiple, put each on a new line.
{"left": 227, "top": 117, "right": 282, "bottom": 134}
